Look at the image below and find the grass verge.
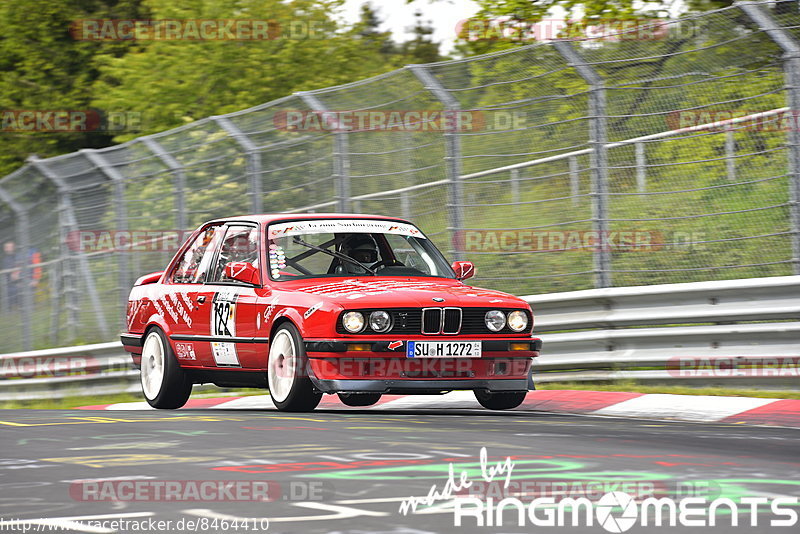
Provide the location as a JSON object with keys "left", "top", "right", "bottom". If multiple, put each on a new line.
{"left": 0, "top": 388, "right": 266, "bottom": 409}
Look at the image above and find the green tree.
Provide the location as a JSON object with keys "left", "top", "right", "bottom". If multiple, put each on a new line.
{"left": 0, "top": 0, "right": 146, "bottom": 177}
{"left": 91, "top": 0, "right": 410, "bottom": 141}
{"left": 400, "top": 11, "right": 444, "bottom": 64}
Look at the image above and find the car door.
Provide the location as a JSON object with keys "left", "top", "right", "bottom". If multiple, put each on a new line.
{"left": 162, "top": 223, "right": 224, "bottom": 367}
{"left": 204, "top": 223, "right": 264, "bottom": 369}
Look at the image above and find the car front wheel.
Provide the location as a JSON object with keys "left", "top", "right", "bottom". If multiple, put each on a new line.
{"left": 268, "top": 323, "right": 322, "bottom": 412}
{"left": 140, "top": 327, "right": 192, "bottom": 409}
{"left": 474, "top": 390, "right": 527, "bottom": 410}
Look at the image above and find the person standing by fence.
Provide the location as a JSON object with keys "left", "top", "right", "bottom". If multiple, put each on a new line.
{"left": 1, "top": 240, "right": 42, "bottom": 313}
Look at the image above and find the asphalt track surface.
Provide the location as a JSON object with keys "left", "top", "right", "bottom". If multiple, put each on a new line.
{"left": 0, "top": 401, "right": 798, "bottom": 534}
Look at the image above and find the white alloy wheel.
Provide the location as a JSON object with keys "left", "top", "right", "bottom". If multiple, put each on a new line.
{"left": 268, "top": 329, "right": 297, "bottom": 403}
{"left": 141, "top": 331, "right": 165, "bottom": 400}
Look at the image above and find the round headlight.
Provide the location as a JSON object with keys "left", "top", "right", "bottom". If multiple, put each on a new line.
{"left": 485, "top": 310, "right": 506, "bottom": 332}
{"left": 342, "top": 311, "right": 365, "bottom": 333}
{"left": 507, "top": 310, "right": 529, "bottom": 332}
{"left": 369, "top": 310, "right": 392, "bottom": 333}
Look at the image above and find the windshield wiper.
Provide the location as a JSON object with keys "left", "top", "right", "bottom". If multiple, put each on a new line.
{"left": 291, "top": 237, "right": 376, "bottom": 275}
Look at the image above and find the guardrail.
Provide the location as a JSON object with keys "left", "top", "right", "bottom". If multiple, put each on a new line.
{"left": 0, "top": 275, "right": 797, "bottom": 401}
{"left": 528, "top": 275, "right": 800, "bottom": 389}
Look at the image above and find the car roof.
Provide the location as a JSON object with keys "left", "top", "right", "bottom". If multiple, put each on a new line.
{"left": 206, "top": 213, "right": 412, "bottom": 226}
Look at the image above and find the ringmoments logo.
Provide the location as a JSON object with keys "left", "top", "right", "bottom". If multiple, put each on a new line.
{"left": 596, "top": 492, "right": 638, "bottom": 533}
{"left": 396, "top": 448, "right": 800, "bottom": 531}
{"left": 453, "top": 491, "right": 799, "bottom": 530}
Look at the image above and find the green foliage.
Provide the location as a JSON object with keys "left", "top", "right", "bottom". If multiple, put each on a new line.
{"left": 0, "top": 0, "right": 446, "bottom": 170}
{"left": 0, "top": 0, "right": 146, "bottom": 177}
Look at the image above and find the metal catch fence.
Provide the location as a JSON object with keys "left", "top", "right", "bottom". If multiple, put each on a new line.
{"left": 1, "top": 1, "right": 799, "bottom": 351}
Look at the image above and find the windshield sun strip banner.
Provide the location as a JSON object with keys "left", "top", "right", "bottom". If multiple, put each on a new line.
{"left": 268, "top": 220, "right": 426, "bottom": 240}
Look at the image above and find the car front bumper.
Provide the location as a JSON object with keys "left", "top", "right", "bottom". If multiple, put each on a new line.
{"left": 309, "top": 377, "right": 529, "bottom": 394}
{"left": 304, "top": 338, "right": 542, "bottom": 354}
{"left": 304, "top": 337, "right": 540, "bottom": 392}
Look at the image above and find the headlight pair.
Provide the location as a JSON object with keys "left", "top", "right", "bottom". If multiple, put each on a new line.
{"left": 342, "top": 310, "right": 392, "bottom": 333}
{"left": 485, "top": 309, "right": 528, "bottom": 332}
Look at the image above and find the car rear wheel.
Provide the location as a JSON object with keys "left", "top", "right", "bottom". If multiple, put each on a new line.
{"left": 140, "top": 327, "right": 192, "bottom": 409}
{"left": 337, "top": 393, "right": 382, "bottom": 407}
{"left": 268, "top": 323, "right": 322, "bottom": 412}
{"left": 474, "top": 390, "right": 527, "bottom": 410}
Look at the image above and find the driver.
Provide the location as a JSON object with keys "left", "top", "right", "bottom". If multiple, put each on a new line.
{"left": 337, "top": 233, "right": 380, "bottom": 273}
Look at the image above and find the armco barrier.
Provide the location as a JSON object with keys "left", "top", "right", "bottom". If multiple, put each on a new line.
{"left": 529, "top": 275, "right": 800, "bottom": 388}
{"left": 0, "top": 276, "right": 798, "bottom": 400}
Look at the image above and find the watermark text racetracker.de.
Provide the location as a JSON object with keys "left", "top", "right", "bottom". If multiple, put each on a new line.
{"left": 0, "top": 110, "right": 141, "bottom": 133}
{"left": 273, "top": 109, "right": 532, "bottom": 132}
{"left": 456, "top": 18, "right": 700, "bottom": 42}
{"left": 458, "top": 229, "right": 708, "bottom": 253}
{"left": 398, "top": 447, "right": 799, "bottom": 531}
{"left": 68, "top": 478, "right": 327, "bottom": 502}
{"left": 0, "top": 517, "right": 268, "bottom": 532}
{"left": 66, "top": 230, "right": 194, "bottom": 253}
{"left": 668, "top": 356, "right": 800, "bottom": 378}
{"left": 70, "top": 480, "right": 277, "bottom": 502}
{"left": 70, "top": 19, "right": 330, "bottom": 41}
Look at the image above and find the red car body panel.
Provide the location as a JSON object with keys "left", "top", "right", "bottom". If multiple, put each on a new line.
{"left": 122, "top": 214, "right": 541, "bottom": 393}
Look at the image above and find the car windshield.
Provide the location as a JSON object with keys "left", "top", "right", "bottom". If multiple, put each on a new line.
{"left": 266, "top": 219, "right": 455, "bottom": 280}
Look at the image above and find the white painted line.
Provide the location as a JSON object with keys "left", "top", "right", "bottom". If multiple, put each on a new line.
{"left": 184, "top": 502, "right": 387, "bottom": 524}
{"left": 593, "top": 394, "right": 779, "bottom": 422}
{"left": 374, "top": 390, "right": 479, "bottom": 410}
{"left": 210, "top": 395, "right": 275, "bottom": 410}
{"left": 104, "top": 401, "right": 153, "bottom": 410}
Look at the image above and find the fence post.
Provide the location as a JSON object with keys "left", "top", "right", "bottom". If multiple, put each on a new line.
{"left": 211, "top": 117, "right": 263, "bottom": 214}
{"left": 81, "top": 149, "right": 132, "bottom": 326}
{"left": 569, "top": 156, "right": 580, "bottom": 206}
{"left": 0, "top": 183, "right": 32, "bottom": 350}
{"left": 141, "top": 137, "right": 188, "bottom": 232}
{"left": 401, "top": 191, "right": 412, "bottom": 219}
{"left": 510, "top": 168, "right": 520, "bottom": 209}
{"left": 635, "top": 142, "right": 647, "bottom": 192}
{"left": 408, "top": 64, "right": 465, "bottom": 260}
{"left": 740, "top": 1, "right": 800, "bottom": 274}
{"left": 28, "top": 156, "right": 110, "bottom": 340}
{"left": 554, "top": 41, "right": 611, "bottom": 288}
{"left": 295, "top": 92, "right": 350, "bottom": 213}
{"left": 725, "top": 130, "right": 737, "bottom": 182}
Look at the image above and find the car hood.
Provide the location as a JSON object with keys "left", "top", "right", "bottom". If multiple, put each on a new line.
{"left": 283, "top": 277, "right": 528, "bottom": 309}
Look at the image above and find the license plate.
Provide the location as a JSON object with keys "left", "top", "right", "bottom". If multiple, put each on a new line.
{"left": 406, "top": 341, "right": 482, "bottom": 358}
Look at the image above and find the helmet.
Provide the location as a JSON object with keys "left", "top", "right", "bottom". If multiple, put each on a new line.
{"left": 340, "top": 234, "right": 379, "bottom": 265}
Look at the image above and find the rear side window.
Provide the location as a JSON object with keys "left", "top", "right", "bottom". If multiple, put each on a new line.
{"left": 170, "top": 225, "right": 223, "bottom": 283}
{"left": 210, "top": 225, "right": 260, "bottom": 283}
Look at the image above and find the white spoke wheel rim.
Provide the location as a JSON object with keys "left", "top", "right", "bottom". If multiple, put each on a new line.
{"left": 268, "top": 330, "right": 297, "bottom": 403}
{"left": 141, "top": 332, "right": 165, "bottom": 400}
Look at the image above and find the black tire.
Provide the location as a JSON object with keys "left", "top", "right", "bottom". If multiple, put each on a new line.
{"left": 338, "top": 392, "right": 382, "bottom": 407}
{"left": 474, "top": 390, "right": 527, "bottom": 410}
{"left": 140, "top": 327, "right": 192, "bottom": 409}
{"left": 267, "top": 322, "right": 322, "bottom": 412}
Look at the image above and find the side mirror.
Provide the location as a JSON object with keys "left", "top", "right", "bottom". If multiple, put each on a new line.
{"left": 224, "top": 262, "right": 261, "bottom": 285}
{"left": 134, "top": 271, "right": 163, "bottom": 286}
{"left": 451, "top": 260, "right": 475, "bottom": 280}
